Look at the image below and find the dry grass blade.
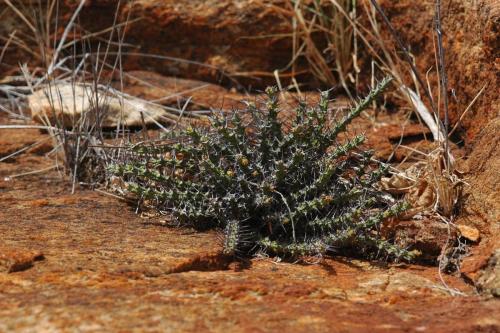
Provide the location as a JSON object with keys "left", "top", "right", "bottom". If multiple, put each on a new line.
{"left": 369, "top": 0, "right": 437, "bottom": 115}
{"left": 6, "top": 165, "right": 58, "bottom": 180}
{"left": 0, "top": 0, "right": 192, "bottom": 190}
{"left": 0, "top": 31, "right": 16, "bottom": 65}
{"left": 448, "top": 84, "right": 487, "bottom": 137}
{"left": 46, "top": 0, "right": 86, "bottom": 75}
{"left": 255, "top": 1, "right": 358, "bottom": 94}
{"left": 2, "top": 0, "right": 37, "bottom": 34}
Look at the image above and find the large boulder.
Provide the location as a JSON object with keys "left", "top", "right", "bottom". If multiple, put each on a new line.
{"left": 375, "top": 0, "right": 499, "bottom": 144}
{"left": 2, "top": 0, "right": 498, "bottom": 143}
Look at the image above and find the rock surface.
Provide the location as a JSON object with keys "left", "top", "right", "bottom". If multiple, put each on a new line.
{"left": 478, "top": 250, "right": 500, "bottom": 297}
{"left": 0, "top": 248, "right": 44, "bottom": 273}
{"left": 459, "top": 118, "right": 500, "bottom": 284}
{"left": 1, "top": 105, "right": 500, "bottom": 332}
{"left": 2, "top": 0, "right": 498, "bottom": 143}
{"left": 93, "top": 0, "right": 500, "bottom": 144}
{"left": 375, "top": 0, "right": 499, "bottom": 144}
{"left": 0, "top": 0, "right": 499, "bottom": 330}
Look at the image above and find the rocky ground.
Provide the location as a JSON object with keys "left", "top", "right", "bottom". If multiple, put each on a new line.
{"left": 1, "top": 85, "right": 499, "bottom": 332}
{"left": 1, "top": 136, "right": 499, "bottom": 332}
{"left": 0, "top": 0, "right": 499, "bottom": 332}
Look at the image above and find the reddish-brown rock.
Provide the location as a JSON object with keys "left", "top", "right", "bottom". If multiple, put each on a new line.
{"left": 0, "top": 0, "right": 499, "bottom": 330}
{"left": 1, "top": 0, "right": 498, "bottom": 144}
{"left": 0, "top": 248, "right": 44, "bottom": 273}
{"left": 1, "top": 100, "right": 499, "bottom": 331}
{"left": 458, "top": 118, "right": 500, "bottom": 285}
{"left": 375, "top": 0, "right": 499, "bottom": 144}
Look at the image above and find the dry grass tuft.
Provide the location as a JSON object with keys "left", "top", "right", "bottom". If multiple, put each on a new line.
{"left": 0, "top": 0, "right": 203, "bottom": 190}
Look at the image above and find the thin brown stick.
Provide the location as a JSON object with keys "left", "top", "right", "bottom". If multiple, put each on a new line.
{"left": 435, "top": 0, "right": 450, "bottom": 169}
{"left": 448, "top": 84, "right": 487, "bottom": 137}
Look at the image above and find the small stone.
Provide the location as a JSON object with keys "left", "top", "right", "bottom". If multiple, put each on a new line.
{"left": 387, "top": 219, "right": 456, "bottom": 259}
{"left": 457, "top": 225, "right": 481, "bottom": 242}
{"left": 28, "top": 83, "right": 168, "bottom": 128}
{"left": 0, "top": 248, "right": 44, "bottom": 273}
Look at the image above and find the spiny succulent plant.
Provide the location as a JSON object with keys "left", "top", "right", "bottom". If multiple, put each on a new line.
{"left": 111, "top": 77, "right": 415, "bottom": 261}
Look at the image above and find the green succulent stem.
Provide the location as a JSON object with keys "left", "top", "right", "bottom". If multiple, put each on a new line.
{"left": 112, "top": 76, "right": 413, "bottom": 261}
